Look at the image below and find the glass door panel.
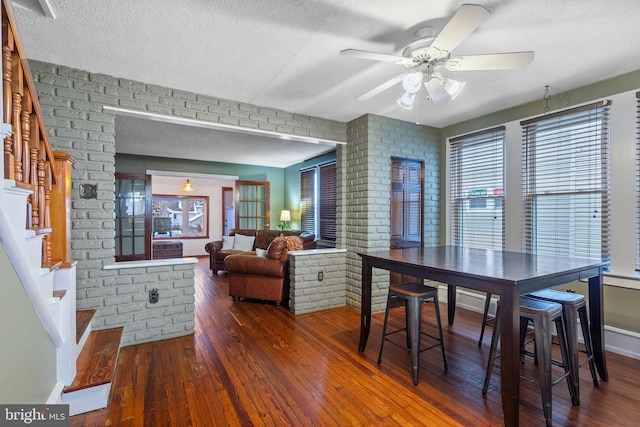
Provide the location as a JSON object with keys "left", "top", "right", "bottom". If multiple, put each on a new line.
{"left": 115, "top": 173, "right": 151, "bottom": 261}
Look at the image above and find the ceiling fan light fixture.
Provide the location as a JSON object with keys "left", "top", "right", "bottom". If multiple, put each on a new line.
{"left": 442, "top": 77, "right": 465, "bottom": 100}
{"left": 425, "top": 73, "right": 448, "bottom": 104}
{"left": 402, "top": 71, "right": 423, "bottom": 94}
{"left": 425, "top": 73, "right": 465, "bottom": 104}
{"left": 397, "top": 91, "right": 416, "bottom": 110}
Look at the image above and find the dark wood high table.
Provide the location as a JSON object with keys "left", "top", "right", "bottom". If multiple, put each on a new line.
{"left": 358, "top": 246, "right": 609, "bottom": 427}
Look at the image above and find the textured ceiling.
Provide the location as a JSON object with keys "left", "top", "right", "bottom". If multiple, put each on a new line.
{"left": 11, "top": 0, "right": 640, "bottom": 167}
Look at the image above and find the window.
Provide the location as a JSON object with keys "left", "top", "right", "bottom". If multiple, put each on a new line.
{"left": 152, "top": 195, "right": 209, "bottom": 239}
{"left": 522, "top": 101, "right": 610, "bottom": 260}
{"left": 450, "top": 127, "right": 505, "bottom": 250}
{"left": 300, "top": 162, "right": 336, "bottom": 242}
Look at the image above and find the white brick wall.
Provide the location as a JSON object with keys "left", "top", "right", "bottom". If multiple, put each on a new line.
{"left": 102, "top": 259, "right": 196, "bottom": 346}
{"left": 29, "top": 60, "right": 442, "bottom": 331}
{"left": 289, "top": 249, "right": 347, "bottom": 314}
{"left": 339, "top": 114, "right": 441, "bottom": 314}
{"left": 28, "top": 59, "right": 347, "bottom": 337}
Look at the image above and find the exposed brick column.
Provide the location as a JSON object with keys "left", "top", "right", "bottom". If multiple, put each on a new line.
{"left": 341, "top": 114, "right": 441, "bottom": 313}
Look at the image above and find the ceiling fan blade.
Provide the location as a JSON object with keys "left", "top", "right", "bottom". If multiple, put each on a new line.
{"left": 356, "top": 73, "right": 407, "bottom": 101}
{"left": 340, "top": 49, "right": 413, "bottom": 65}
{"left": 431, "top": 4, "right": 490, "bottom": 54}
{"left": 445, "top": 51, "right": 535, "bottom": 71}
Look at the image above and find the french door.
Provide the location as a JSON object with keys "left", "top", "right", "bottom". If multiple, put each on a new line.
{"left": 235, "top": 180, "right": 270, "bottom": 229}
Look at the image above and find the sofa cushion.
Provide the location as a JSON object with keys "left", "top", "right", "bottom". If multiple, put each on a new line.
{"left": 218, "top": 249, "right": 244, "bottom": 258}
{"left": 233, "top": 234, "right": 255, "bottom": 251}
{"left": 266, "top": 239, "right": 288, "bottom": 260}
{"left": 222, "top": 235, "right": 235, "bottom": 250}
{"left": 225, "top": 254, "right": 286, "bottom": 278}
{"left": 256, "top": 248, "right": 267, "bottom": 257}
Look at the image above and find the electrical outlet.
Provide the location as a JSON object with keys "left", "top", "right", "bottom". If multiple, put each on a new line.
{"left": 317, "top": 271, "right": 324, "bottom": 281}
{"left": 149, "top": 289, "right": 159, "bottom": 304}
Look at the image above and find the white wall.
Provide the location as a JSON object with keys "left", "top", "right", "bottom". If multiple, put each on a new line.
{"left": 151, "top": 175, "right": 234, "bottom": 256}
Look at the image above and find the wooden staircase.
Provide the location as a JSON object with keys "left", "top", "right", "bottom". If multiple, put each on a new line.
{"left": 1, "top": 0, "right": 123, "bottom": 413}
{"left": 61, "top": 309, "right": 123, "bottom": 416}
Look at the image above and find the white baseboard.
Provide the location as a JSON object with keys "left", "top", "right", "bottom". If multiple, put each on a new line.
{"left": 436, "top": 285, "right": 640, "bottom": 360}
{"left": 603, "top": 325, "right": 640, "bottom": 359}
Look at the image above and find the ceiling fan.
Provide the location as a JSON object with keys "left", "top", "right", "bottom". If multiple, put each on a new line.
{"left": 340, "top": 4, "right": 534, "bottom": 108}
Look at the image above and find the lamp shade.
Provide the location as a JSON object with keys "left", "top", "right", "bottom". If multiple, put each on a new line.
{"left": 402, "top": 71, "right": 423, "bottom": 94}
{"left": 425, "top": 72, "right": 465, "bottom": 104}
{"left": 280, "top": 210, "right": 291, "bottom": 222}
{"left": 442, "top": 77, "right": 465, "bottom": 100}
{"left": 397, "top": 92, "right": 416, "bottom": 110}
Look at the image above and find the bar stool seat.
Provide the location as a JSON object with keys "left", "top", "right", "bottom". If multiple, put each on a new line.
{"left": 378, "top": 282, "right": 448, "bottom": 385}
{"left": 527, "top": 289, "right": 599, "bottom": 405}
{"left": 483, "top": 296, "right": 575, "bottom": 427}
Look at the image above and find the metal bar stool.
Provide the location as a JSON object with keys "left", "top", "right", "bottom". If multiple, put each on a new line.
{"left": 527, "top": 289, "right": 599, "bottom": 405}
{"left": 378, "top": 282, "right": 448, "bottom": 385}
{"left": 483, "top": 296, "right": 575, "bottom": 427}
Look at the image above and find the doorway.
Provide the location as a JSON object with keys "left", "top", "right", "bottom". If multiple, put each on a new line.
{"left": 390, "top": 157, "right": 424, "bottom": 285}
{"left": 222, "top": 187, "right": 234, "bottom": 235}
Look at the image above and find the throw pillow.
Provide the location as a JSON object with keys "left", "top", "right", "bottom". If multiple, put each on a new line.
{"left": 221, "top": 235, "right": 235, "bottom": 250}
{"left": 255, "top": 248, "right": 267, "bottom": 257}
{"left": 233, "top": 234, "right": 255, "bottom": 252}
{"left": 276, "top": 235, "right": 304, "bottom": 251}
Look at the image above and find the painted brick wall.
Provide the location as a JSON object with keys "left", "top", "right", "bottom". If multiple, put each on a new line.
{"left": 103, "top": 260, "right": 196, "bottom": 345}
{"left": 28, "top": 60, "right": 441, "bottom": 325}
{"left": 28, "top": 60, "right": 347, "bottom": 334}
{"left": 289, "top": 249, "right": 347, "bottom": 314}
{"left": 339, "top": 114, "right": 441, "bottom": 313}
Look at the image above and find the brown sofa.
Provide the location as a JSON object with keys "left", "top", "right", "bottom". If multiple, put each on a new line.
{"left": 206, "top": 229, "right": 316, "bottom": 305}
{"left": 204, "top": 229, "right": 316, "bottom": 273}
{"left": 224, "top": 238, "right": 293, "bottom": 304}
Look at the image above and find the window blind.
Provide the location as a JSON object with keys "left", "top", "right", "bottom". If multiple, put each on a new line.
{"left": 521, "top": 100, "right": 610, "bottom": 261}
{"left": 450, "top": 126, "right": 505, "bottom": 250}
{"left": 300, "top": 162, "right": 336, "bottom": 241}
{"left": 319, "top": 162, "right": 337, "bottom": 241}
{"left": 300, "top": 168, "right": 316, "bottom": 234}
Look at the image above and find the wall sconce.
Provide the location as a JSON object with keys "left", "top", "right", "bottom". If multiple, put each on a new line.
{"left": 278, "top": 210, "right": 291, "bottom": 230}
{"left": 182, "top": 179, "right": 194, "bottom": 192}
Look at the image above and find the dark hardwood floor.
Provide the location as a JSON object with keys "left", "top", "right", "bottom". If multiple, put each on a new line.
{"left": 71, "top": 256, "right": 640, "bottom": 426}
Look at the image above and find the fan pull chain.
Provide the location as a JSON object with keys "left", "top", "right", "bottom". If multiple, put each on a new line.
{"left": 543, "top": 85, "right": 550, "bottom": 115}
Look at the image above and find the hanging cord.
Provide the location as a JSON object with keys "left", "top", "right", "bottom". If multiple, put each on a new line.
{"left": 543, "top": 85, "right": 550, "bottom": 115}
{"left": 416, "top": 90, "right": 420, "bottom": 125}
